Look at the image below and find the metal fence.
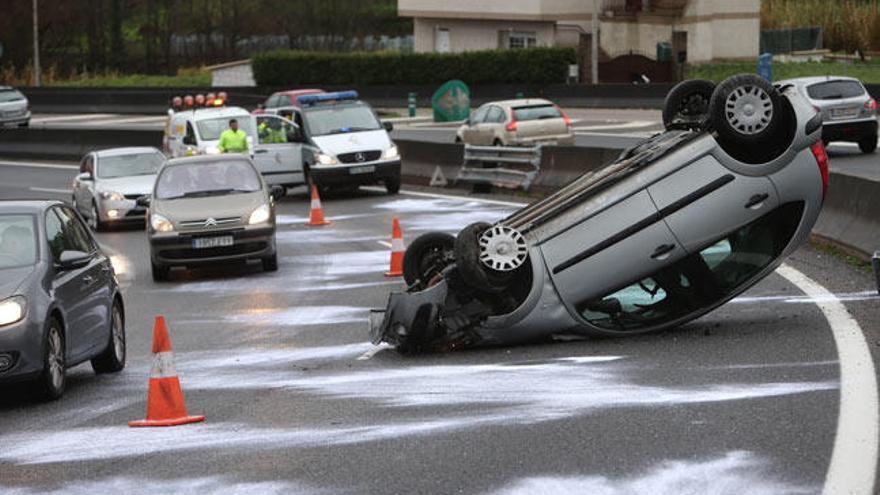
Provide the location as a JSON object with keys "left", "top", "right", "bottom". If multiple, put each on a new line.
{"left": 760, "top": 27, "right": 823, "bottom": 54}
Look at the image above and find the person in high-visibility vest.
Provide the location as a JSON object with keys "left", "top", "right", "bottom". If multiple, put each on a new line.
{"left": 218, "top": 119, "right": 249, "bottom": 154}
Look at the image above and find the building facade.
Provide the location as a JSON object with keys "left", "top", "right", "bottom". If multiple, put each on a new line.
{"left": 399, "top": 0, "right": 760, "bottom": 62}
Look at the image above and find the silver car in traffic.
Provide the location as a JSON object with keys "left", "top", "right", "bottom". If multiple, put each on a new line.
{"left": 72, "top": 147, "right": 166, "bottom": 231}
{"left": 372, "top": 74, "right": 827, "bottom": 352}
{"left": 0, "top": 87, "right": 31, "bottom": 128}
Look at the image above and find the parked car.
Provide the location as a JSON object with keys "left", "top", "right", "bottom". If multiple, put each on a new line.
{"left": 166, "top": 105, "right": 306, "bottom": 193}
{"left": 72, "top": 147, "right": 166, "bottom": 231}
{"left": 0, "top": 86, "right": 31, "bottom": 128}
{"left": 142, "top": 154, "right": 284, "bottom": 282}
{"left": 271, "top": 91, "right": 401, "bottom": 194}
{"left": 252, "top": 89, "right": 325, "bottom": 115}
{"left": 777, "top": 76, "right": 877, "bottom": 153}
{"left": 371, "top": 75, "right": 827, "bottom": 353}
{"left": 456, "top": 99, "right": 574, "bottom": 147}
{"left": 0, "top": 201, "right": 125, "bottom": 400}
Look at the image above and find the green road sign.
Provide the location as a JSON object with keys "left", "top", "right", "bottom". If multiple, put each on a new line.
{"left": 431, "top": 80, "right": 470, "bottom": 122}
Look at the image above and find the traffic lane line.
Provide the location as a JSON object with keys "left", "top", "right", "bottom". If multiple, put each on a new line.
{"left": 0, "top": 160, "right": 78, "bottom": 170}
{"left": 28, "top": 113, "right": 119, "bottom": 123}
{"left": 29, "top": 187, "right": 71, "bottom": 194}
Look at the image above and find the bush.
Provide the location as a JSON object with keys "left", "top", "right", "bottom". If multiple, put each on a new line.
{"left": 252, "top": 48, "right": 577, "bottom": 86}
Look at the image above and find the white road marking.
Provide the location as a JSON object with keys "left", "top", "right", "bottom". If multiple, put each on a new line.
{"left": 777, "top": 264, "right": 878, "bottom": 495}
{"left": 571, "top": 120, "right": 658, "bottom": 131}
{"left": 29, "top": 113, "right": 118, "bottom": 123}
{"left": 0, "top": 160, "right": 77, "bottom": 170}
{"left": 377, "top": 240, "right": 392, "bottom": 248}
{"left": 29, "top": 187, "right": 71, "bottom": 194}
{"left": 356, "top": 343, "right": 391, "bottom": 361}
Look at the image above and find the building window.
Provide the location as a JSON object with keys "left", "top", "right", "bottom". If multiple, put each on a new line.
{"left": 502, "top": 31, "right": 537, "bottom": 49}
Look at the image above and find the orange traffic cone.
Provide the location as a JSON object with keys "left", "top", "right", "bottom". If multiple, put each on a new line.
{"left": 385, "top": 217, "right": 405, "bottom": 277}
{"left": 306, "top": 185, "right": 331, "bottom": 226}
{"left": 129, "top": 316, "right": 205, "bottom": 427}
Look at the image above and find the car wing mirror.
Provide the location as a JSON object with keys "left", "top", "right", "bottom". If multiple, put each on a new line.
{"left": 76, "top": 172, "right": 92, "bottom": 182}
{"left": 58, "top": 250, "right": 92, "bottom": 270}
{"left": 269, "top": 185, "right": 285, "bottom": 201}
{"left": 136, "top": 195, "right": 151, "bottom": 207}
{"left": 383, "top": 121, "right": 394, "bottom": 132}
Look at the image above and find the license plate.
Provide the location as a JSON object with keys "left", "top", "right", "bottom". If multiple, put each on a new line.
{"left": 192, "top": 236, "right": 234, "bottom": 249}
{"left": 350, "top": 165, "right": 376, "bottom": 175}
{"left": 831, "top": 108, "right": 858, "bottom": 119}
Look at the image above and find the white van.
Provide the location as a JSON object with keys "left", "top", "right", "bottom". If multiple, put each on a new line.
{"left": 166, "top": 106, "right": 306, "bottom": 192}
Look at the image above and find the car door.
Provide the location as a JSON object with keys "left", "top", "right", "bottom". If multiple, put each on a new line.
{"left": 461, "top": 105, "right": 490, "bottom": 145}
{"left": 56, "top": 206, "right": 112, "bottom": 358}
{"left": 252, "top": 114, "right": 304, "bottom": 181}
{"left": 45, "top": 208, "right": 91, "bottom": 361}
{"left": 539, "top": 190, "right": 687, "bottom": 317}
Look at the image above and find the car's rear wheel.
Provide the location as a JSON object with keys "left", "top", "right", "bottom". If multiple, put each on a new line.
{"left": 662, "top": 79, "right": 715, "bottom": 130}
{"left": 262, "top": 253, "right": 279, "bottom": 272}
{"left": 92, "top": 301, "right": 126, "bottom": 374}
{"left": 385, "top": 175, "right": 401, "bottom": 195}
{"left": 151, "top": 261, "right": 170, "bottom": 282}
{"left": 858, "top": 134, "right": 877, "bottom": 154}
{"left": 403, "top": 232, "right": 456, "bottom": 286}
{"left": 454, "top": 222, "right": 513, "bottom": 293}
{"left": 709, "top": 74, "right": 788, "bottom": 162}
{"left": 36, "top": 319, "right": 65, "bottom": 401}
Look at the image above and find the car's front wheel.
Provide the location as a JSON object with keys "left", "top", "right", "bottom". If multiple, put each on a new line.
{"left": 662, "top": 79, "right": 715, "bottom": 130}
{"left": 262, "top": 253, "right": 279, "bottom": 272}
{"left": 89, "top": 202, "right": 107, "bottom": 232}
{"left": 858, "top": 134, "right": 877, "bottom": 154}
{"left": 709, "top": 74, "right": 789, "bottom": 162}
{"left": 36, "top": 319, "right": 66, "bottom": 401}
{"left": 151, "top": 261, "right": 170, "bottom": 282}
{"left": 91, "top": 300, "right": 126, "bottom": 374}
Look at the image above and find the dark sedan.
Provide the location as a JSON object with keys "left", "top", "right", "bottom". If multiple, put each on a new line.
{"left": 0, "top": 201, "right": 125, "bottom": 400}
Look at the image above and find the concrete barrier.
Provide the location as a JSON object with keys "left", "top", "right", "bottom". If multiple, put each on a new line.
{"left": 0, "top": 128, "right": 164, "bottom": 161}
{"left": 812, "top": 171, "right": 880, "bottom": 260}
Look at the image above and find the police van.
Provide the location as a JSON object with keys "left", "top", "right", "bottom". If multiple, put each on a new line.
{"left": 165, "top": 98, "right": 306, "bottom": 192}
{"left": 272, "top": 91, "right": 401, "bottom": 194}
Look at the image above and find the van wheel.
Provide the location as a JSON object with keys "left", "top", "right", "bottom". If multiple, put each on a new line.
{"left": 710, "top": 74, "right": 784, "bottom": 146}
{"left": 663, "top": 79, "right": 715, "bottom": 130}
{"left": 36, "top": 319, "right": 66, "bottom": 401}
{"left": 858, "top": 134, "right": 877, "bottom": 153}
{"left": 403, "top": 232, "right": 456, "bottom": 286}
{"left": 385, "top": 175, "right": 401, "bottom": 195}
{"left": 262, "top": 253, "right": 279, "bottom": 272}
{"left": 151, "top": 262, "right": 170, "bottom": 282}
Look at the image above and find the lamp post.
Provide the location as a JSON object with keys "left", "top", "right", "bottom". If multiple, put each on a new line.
{"left": 32, "top": 0, "right": 41, "bottom": 87}
{"left": 591, "top": 0, "right": 599, "bottom": 84}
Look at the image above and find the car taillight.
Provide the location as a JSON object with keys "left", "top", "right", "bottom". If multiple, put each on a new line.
{"left": 811, "top": 140, "right": 829, "bottom": 198}
{"left": 865, "top": 98, "right": 877, "bottom": 112}
{"left": 555, "top": 104, "right": 571, "bottom": 128}
{"left": 506, "top": 112, "right": 517, "bottom": 132}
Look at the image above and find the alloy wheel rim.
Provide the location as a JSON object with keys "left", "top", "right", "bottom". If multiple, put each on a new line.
{"left": 48, "top": 327, "right": 64, "bottom": 390}
{"left": 725, "top": 85, "right": 773, "bottom": 135}
{"left": 112, "top": 307, "right": 125, "bottom": 361}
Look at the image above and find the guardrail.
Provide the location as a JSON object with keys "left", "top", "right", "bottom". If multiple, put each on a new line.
{"left": 0, "top": 128, "right": 164, "bottom": 161}
{"left": 456, "top": 145, "right": 543, "bottom": 191}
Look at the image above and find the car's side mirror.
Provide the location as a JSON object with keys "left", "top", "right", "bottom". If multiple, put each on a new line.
{"left": 136, "top": 195, "right": 151, "bottom": 207}
{"left": 58, "top": 250, "right": 92, "bottom": 270}
{"left": 76, "top": 172, "right": 92, "bottom": 182}
{"left": 383, "top": 121, "right": 394, "bottom": 132}
{"left": 269, "top": 185, "right": 285, "bottom": 201}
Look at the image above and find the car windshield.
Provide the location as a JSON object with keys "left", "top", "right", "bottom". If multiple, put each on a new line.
{"left": 807, "top": 80, "right": 866, "bottom": 100}
{"left": 513, "top": 104, "right": 561, "bottom": 121}
{"left": 155, "top": 160, "right": 262, "bottom": 200}
{"left": 0, "top": 89, "right": 25, "bottom": 103}
{"left": 0, "top": 215, "right": 37, "bottom": 268}
{"left": 196, "top": 117, "right": 256, "bottom": 141}
{"left": 304, "top": 104, "right": 382, "bottom": 136}
{"left": 97, "top": 152, "right": 164, "bottom": 179}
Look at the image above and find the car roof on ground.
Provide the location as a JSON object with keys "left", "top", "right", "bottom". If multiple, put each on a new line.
{"left": 0, "top": 200, "right": 62, "bottom": 214}
{"left": 94, "top": 147, "right": 163, "bottom": 158}
{"left": 165, "top": 154, "right": 254, "bottom": 168}
{"left": 777, "top": 76, "right": 863, "bottom": 86}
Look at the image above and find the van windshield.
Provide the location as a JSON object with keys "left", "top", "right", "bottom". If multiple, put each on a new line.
{"left": 304, "top": 104, "right": 382, "bottom": 136}
{"left": 196, "top": 117, "right": 256, "bottom": 141}
{"left": 155, "top": 160, "right": 262, "bottom": 199}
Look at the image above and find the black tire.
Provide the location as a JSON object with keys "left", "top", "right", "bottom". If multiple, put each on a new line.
{"left": 385, "top": 175, "right": 401, "bottom": 195}
{"left": 18, "top": 122, "right": 29, "bottom": 128}
{"left": 403, "top": 232, "right": 456, "bottom": 286}
{"left": 858, "top": 134, "right": 877, "bottom": 154}
{"left": 151, "top": 261, "right": 170, "bottom": 282}
{"left": 454, "top": 222, "right": 512, "bottom": 293}
{"left": 709, "top": 74, "right": 784, "bottom": 147}
{"left": 91, "top": 300, "right": 126, "bottom": 374}
{"left": 89, "top": 202, "right": 106, "bottom": 232}
{"left": 262, "top": 253, "right": 279, "bottom": 272}
{"left": 36, "top": 318, "right": 65, "bottom": 401}
{"left": 492, "top": 138, "right": 503, "bottom": 146}
{"left": 662, "top": 79, "right": 715, "bottom": 130}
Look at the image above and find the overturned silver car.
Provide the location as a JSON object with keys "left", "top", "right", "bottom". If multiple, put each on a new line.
{"left": 371, "top": 75, "right": 828, "bottom": 353}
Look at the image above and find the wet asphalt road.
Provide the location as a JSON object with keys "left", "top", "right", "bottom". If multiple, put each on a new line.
{"left": 0, "top": 161, "right": 878, "bottom": 494}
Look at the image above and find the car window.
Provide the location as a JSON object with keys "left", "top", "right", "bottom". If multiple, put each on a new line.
{"left": 486, "top": 106, "right": 505, "bottom": 123}
{"left": 155, "top": 160, "right": 262, "bottom": 199}
{"left": 97, "top": 152, "right": 164, "bottom": 179}
{"left": 469, "top": 106, "right": 490, "bottom": 125}
{"left": 807, "top": 80, "right": 866, "bottom": 100}
{"left": 266, "top": 95, "right": 280, "bottom": 108}
{"left": 185, "top": 122, "right": 197, "bottom": 142}
{"left": 0, "top": 89, "right": 26, "bottom": 103}
{"left": 56, "top": 207, "right": 96, "bottom": 254}
{"left": 303, "top": 104, "right": 382, "bottom": 136}
{"left": 257, "top": 116, "right": 295, "bottom": 145}
{"left": 578, "top": 203, "right": 803, "bottom": 331}
{"left": 196, "top": 117, "right": 256, "bottom": 141}
{"left": 513, "top": 105, "right": 562, "bottom": 121}
{"left": 281, "top": 95, "right": 293, "bottom": 106}
{"left": 0, "top": 214, "right": 38, "bottom": 268}
{"left": 80, "top": 155, "right": 93, "bottom": 174}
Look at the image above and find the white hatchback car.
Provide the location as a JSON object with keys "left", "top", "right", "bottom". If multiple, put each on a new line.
{"left": 456, "top": 99, "right": 574, "bottom": 146}
{"left": 72, "top": 147, "right": 165, "bottom": 231}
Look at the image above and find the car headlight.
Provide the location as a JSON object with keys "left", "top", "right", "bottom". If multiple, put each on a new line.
{"left": 314, "top": 152, "right": 338, "bottom": 166}
{"left": 382, "top": 145, "right": 399, "bottom": 160}
{"left": 150, "top": 213, "right": 174, "bottom": 232}
{"left": 205, "top": 145, "right": 221, "bottom": 155}
{"left": 0, "top": 296, "right": 26, "bottom": 327}
{"left": 100, "top": 191, "right": 125, "bottom": 201}
{"left": 248, "top": 204, "right": 271, "bottom": 225}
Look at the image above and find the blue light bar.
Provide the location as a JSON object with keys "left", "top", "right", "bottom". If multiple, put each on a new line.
{"left": 298, "top": 90, "right": 359, "bottom": 106}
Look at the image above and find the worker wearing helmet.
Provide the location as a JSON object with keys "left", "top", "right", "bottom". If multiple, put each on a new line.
{"left": 218, "top": 119, "right": 250, "bottom": 154}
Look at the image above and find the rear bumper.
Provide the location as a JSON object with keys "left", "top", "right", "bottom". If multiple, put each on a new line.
{"left": 310, "top": 160, "right": 400, "bottom": 187}
{"left": 822, "top": 118, "right": 877, "bottom": 142}
{"left": 150, "top": 225, "right": 276, "bottom": 267}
